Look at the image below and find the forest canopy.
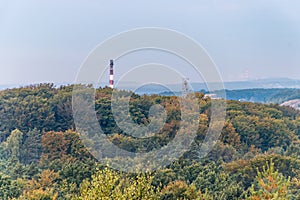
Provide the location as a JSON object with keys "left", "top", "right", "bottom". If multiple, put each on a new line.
{"left": 0, "top": 84, "right": 299, "bottom": 199}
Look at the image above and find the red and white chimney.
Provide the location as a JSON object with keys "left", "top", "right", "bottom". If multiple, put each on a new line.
{"left": 109, "top": 59, "right": 114, "bottom": 88}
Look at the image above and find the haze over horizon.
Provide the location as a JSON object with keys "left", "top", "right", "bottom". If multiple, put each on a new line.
{"left": 1, "top": 0, "right": 300, "bottom": 85}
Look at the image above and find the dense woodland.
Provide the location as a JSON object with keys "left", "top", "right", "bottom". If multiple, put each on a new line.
{"left": 0, "top": 83, "right": 299, "bottom": 199}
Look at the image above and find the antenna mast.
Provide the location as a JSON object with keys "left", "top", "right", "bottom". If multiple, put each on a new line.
{"left": 182, "top": 78, "right": 189, "bottom": 97}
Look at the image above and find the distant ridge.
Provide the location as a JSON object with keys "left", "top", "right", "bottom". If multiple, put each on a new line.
{"left": 125, "top": 78, "right": 300, "bottom": 94}
{"left": 188, "top": 78, "right": 300, "bottom": 91}
{"left": 1, "top": 78, "right": 300, "bottom": 94}
{"left": 0, "top": 84, "right": 23, "bottom": 91}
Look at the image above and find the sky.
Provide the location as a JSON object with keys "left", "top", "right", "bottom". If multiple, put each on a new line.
{"left": 0, "top": 0, "right": 300, "bottom": 85}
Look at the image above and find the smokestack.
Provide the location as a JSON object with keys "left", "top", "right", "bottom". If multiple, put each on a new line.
{"left": 109, "top": 59, "right": 114, "bottom": 88}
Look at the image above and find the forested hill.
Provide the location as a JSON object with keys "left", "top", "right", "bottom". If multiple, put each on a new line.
{"left": 0, "top": 84, "right": 300, "bottom": 199}
{"left": 160, "top": 88, "right": 300, "bottom": 107}
{"left": 215, "top": 88, "right": 300, "bottom": 104}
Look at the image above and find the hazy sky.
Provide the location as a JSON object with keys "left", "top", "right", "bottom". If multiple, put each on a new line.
{"left": 1, "top": 0, "right": 300, "bottom": 85}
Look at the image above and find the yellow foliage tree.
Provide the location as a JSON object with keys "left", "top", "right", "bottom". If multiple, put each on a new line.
{"left": 247, "top": 159, "right": 291, "bottom": 200}
{"left": 74, "top": 167, "right": 158, "bottom": 200}
{"left": 18, "top": 170, "right": 59, "bottom": 200}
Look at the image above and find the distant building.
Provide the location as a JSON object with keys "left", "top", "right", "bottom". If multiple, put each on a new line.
{"left": 280, "top": 99, "right": 300, "bottom": 110}
{"left": 203, "top": 93, "right": 219, "bottom": 99}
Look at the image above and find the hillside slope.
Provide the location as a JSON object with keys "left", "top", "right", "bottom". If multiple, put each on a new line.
{"left": 0, "top": 84, "right": 299, "bottom": 199}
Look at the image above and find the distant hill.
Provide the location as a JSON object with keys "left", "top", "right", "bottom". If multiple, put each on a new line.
{"left": 0, "top": 84, "right": 21, "bottom": 90}
{"left": 2, "top": 78, "right": 300, "bottom": 93}
{"left": 172, "top": 78, "right": 300, "bottom": 92}
{"left": 214, "top": 88, "right": 300, "bottom": 104}
{"left": 218, "top": 78, "right": 300, "bottom": 90}
{"left": 2, "top": 78, "right": 300, "bottom": 105}
{"left": 159, "top": 88, "right": 300, "bottom": 105}
{"left": 119, "top": 78, "right": 300, "bottom": 95}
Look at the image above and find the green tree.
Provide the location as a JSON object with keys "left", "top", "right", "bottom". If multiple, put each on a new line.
{"left": 247, "top": 159, "right": 291, "bottom": 200}
{"left": 19, "top": 169, "right": 59, "bottom": 200}
{"left": 22, "top": 128, "right": 42, "bottom": 164}
{"left": 75, "top": 167, "right": 158, "bottom": 200}
{"left": 160, "top": 180, "right": 212, "bottom": 200}
{"left": 4, "top": 129, "right": 24, "bottom": 161}
{"left": 0, "top": 173, "right": 23, "bottom": 199}
{"left": 193, "top": 161, "right": 244, "bottom": 200}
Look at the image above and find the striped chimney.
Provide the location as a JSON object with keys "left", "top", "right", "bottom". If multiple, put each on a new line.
{"left": 109, "top": 59, "right": 114, "bottom": 88}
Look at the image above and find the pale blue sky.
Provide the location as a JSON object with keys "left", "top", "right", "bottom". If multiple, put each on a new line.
{"left": 0, "top": 0, "right": 300, "bottom": 85}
